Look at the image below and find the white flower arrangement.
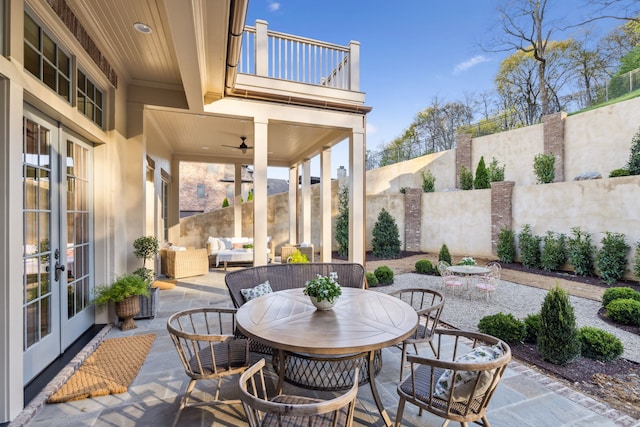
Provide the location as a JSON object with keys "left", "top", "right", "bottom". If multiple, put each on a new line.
{"left": 303, "top": 272, "right": 342, "bottom": 303}
{"left": 458, "top": 257, "right": 477, "bottom": 266}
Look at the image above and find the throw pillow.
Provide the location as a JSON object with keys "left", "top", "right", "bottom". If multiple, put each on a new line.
{"left": 241, "top": 281, "right": 273, "bottom": 302}
{"left": 233, "top": 242, "right": 244, "bottom": 249}
{"left": 217, "top": 239, "right": 226, "bottom": 251}
{"left": 433, "top": 345, "right": 503, "bottom": 402}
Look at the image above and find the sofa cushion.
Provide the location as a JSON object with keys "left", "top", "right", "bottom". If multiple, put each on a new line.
{"left": 241, "top": 281, "right": 273, "bottom": 302}
{"left": 434, "top": 345, "right": 502, "bottom": 402}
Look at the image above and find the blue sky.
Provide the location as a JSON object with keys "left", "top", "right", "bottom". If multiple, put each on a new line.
{"left": 249, "top": 1, "right": 621, "bottom": 179}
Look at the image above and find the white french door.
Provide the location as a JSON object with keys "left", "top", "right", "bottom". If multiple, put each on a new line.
{"left": 22, "top": 107, "right": 94, "bottom": 384}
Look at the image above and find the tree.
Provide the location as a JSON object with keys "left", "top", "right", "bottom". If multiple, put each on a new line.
{"left": 371, "top": 208, "right": 401, "bottom": 258}
{"left": 474, "top": 156, "right": 491, "bottom": 189}
{"left": 628, "top": 126, "right": 640, "bottom": 175}
{"left": 488, "top": 157, "right": 506, "bottom": 182}
{"left": 537, "top": 285, "right": 581, "bottom": 365}
{"left": 566, "top": 30, "right": 609, "bottom": 108}
{"left": 335, "top": 186, "right": 349, "bottom": 256}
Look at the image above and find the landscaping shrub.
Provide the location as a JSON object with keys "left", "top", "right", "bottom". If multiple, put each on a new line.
{"left": 537, "top": 285, "right": 581, "bottom": 365}
{"left": 533, "top": 153, "right": 555, "bottom": 184}
{"left": 497, "top": 227, "right": 516, "bottom": 263}
{"left": 523, "top": 313, "right": 541, "bottom": 344}
{"left": 365, "top": 271, "right": 379, "bottom": 287}
{"left": 374, "top": 266, "right": 394, "bottom": 285}
{"left": 488, "top": 157, "right": 505, "bottom": 182}
{"left": 473, "top": 156, "right": 490, "bottom": 189}
{"left": 335, "top": 186, "right": 349, "bottom": 257}
{"left": 578, "top": 326, "right": 624, "bottom": 362}
{"left": 399, "top": 187, "right": 407, "bottom": 194}
{"left": 415, "top": 259, "right": 434, "bottom": 274}
{"left": 421, "top": 170, "right": 436, "bottom": 193}
{"left": 459, "top": 165, "right": 474, "bottom": 190}
{"left": 628, "top": 125, "right": 640, "bottom": 175}
{"left": 371, "top": 208, "right": 401, "bottom": 258}
{"left": 438, "top": 243, "right": 452, "bottom": 265}
{"left": 606, "top": 298, "right": 640, "bottom": 326}
{"left": 567, "top": 227, "right": 595, "bottom": 276}
{"left": 518, "top": 224, "right": 541, "bottom": 268}
{"left": 540, "top": 231, "right": 567, "bottom": 272}
{"left": 596, "top": 231, "right": 629, "bottom": 285}
{"left": 222, "top": 197, "right": 230, "bottom": 207}
{"left": 602, "top": 287, "right": 640, "bottom": 308}
{"left": 477, "top": 312, "right": 525, "bottom": 345}
{"left": 609, "top": 168, "right": 630, "bottom": 177}
{"left": 635, "top": 242, "right": 640, "bottom": 281}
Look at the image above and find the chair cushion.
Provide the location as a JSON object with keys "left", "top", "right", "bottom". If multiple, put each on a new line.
{"left": 434, "top": 345, "right": 502, "bottom": 402}
{"left": 241, "top": 281, "right": 273, "bottom": 302}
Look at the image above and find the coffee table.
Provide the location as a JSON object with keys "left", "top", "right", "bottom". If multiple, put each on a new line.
{"left": 236, "top": 287, "right": 418, "bottom": 427}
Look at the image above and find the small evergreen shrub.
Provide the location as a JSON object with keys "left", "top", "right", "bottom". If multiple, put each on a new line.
{"left": 596, "top": 232, "right": 629, "bottom": 285}
{"left": 371, "top": 208, "right": 402, "bottom": 258}
{"left": 634, "top": 242, "right": 640, "bottom": 281}
{"left": 537, "top": 285, "right": 581, "bottom": 365}
{"left": 628, "top": 125, "right": 640, "bottom": 175}
{"left": 222, "top": 197, "right": 230, "bottom": 207}
{"left": 438, "top": 244, "right": 452, "bottom": 265}
{"left": 477, "top": 313, "right": 525, "bottom": 345}
{"left": 459, "top": 165, "right": 474, "bottom": 190}
{"left": 399, "top": 187, "right": 406, "bottom": 194}
{"left": 523, "top": 313, "right": 541, "bottom": 344}
{"left": 421, "top": 170, "right": 436, "bottom": 192}
{"left": 335, "top": 186, "right": 349, "bottom": 257}
{"left": 602, "top": 287, "right": 640, "bottom": 308}
{"left": 415, "top": 259, "right": 434, "bottom": 274}
{"left": 609, "top": 168, "right": 630, "bottom": 177}
{"left": 374, "top": 266, "right": 394, "bottom": 285}
{"left": 473, "top": 156, "right": 490, "bottom": 189}
{"left": 606, "top": 298, "right": 640, "bottom": 326}
{"left": 533, "top": 153, "right": 555, "bottom": 184}
{"left": 540, "top": 231, "right": 567, "bottom": 272}
{"left": 497, "top": 227, "right": 516, "bottom": 263}
{"left": 578, "top": 326, "right": 624, "bottom": 361}
{"left": 365, "top": 271, "right": 379, "bottom": 287}
{"left": 488, "top": 157, "right": 505, "bottom": 182}
{"left": 518, "top": 224, "right": 541, "bottom": 268}
{"left": 567, "top": 227, "right": 595, "bottom": 276}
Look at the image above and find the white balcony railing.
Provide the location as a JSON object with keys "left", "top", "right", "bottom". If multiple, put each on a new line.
{"left": 238, "top": 20, "right": 360, "bottom": 91}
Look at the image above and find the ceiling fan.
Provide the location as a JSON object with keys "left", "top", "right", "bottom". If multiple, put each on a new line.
{"left": 222, "top": 136, "right": 253, "bottom": 154}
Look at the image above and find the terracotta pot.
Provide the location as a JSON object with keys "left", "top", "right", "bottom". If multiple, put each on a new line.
{"left": 115, "top": 295, "right": 141, "bottom": 330}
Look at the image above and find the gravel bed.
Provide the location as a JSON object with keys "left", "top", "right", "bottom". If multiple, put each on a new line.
{"left": 373, "top": 272, "right": 640, "bottom": 363}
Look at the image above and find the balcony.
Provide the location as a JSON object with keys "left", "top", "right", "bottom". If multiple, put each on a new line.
{"left": 231, "top": 20, "right": 366, "bottom": 111}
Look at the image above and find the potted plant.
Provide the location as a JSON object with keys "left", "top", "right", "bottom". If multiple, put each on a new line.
{"left": 133, "top": 235, "right": 160, "bottom": 319}
{"left": 94, "top": 274, "right": 150, "bottom": 330}
{"left": 303, "top": 272, "right": 342, "bottom": 310}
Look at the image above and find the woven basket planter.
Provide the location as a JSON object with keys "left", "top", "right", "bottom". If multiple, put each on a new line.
{"left": 134, "top": 287, "right": 159, "bottom": 319}
{"left": 115, "top": 295, "right": 141, "bottom": 330}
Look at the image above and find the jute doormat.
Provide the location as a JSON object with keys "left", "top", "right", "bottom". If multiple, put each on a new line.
{"left": 47, "top": 333, "right": 156, "bottom": 403}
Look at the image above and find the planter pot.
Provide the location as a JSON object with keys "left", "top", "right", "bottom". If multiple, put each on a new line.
{"left": 134, "top": 287, "right": 159, "bottom": 319}
{"left": 115, "top": 295, "right": 141, "bottom": 330}
{"left": 309, "top": 296, "right": 337, "bottom": 311}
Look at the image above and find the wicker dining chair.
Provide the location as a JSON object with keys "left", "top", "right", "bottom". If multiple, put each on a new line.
{"left": 389, "top": 288, "right": 445, "bottom": 381}
{"left": 167, "top": 307, "right": 250, "bottom": 427}
{"left": 474, "top": 262, "right": 501, "bottom": 301}
{"left": 239, "top": 358, "right": 359, "bottom": 427}
{"left": 395, "top": 329, "right": 511, "bottom": 427}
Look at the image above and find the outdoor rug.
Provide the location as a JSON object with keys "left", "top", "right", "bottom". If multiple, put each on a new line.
{"left": 47, "top": 333, "right": 156, "bottom": 403}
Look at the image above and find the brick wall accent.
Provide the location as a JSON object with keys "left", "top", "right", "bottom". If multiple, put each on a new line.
{"left": 455, "top": 133, "right": 472, "bottom": 188}
{"left": 542, "top": 112, "right": 567, "bottom": 182}
{"left": 404, "top": 188, "right": 422, "bottom": 251}
{"left": 490, "top": 181, "right": 515, "bottom": 255}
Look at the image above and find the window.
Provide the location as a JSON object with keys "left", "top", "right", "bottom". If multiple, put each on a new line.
{"left": 196, "top": 183, "right": 205, "bottom": 198}
{"left": 24, "top": 12, "right": 71, "bottom": 102}
{"left": 77, "top": 69, "right": 103, "bottom": 127}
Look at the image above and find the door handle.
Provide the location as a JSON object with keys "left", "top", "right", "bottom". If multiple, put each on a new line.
{"left": 55, "top": 261, "right": 66, "bottom": 282}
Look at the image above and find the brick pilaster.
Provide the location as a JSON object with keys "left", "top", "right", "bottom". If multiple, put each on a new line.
{"left": 490, "top": 181, "right": 515, "bottom": 255}
{"left": 542, "top": 112, "right": 566, "bottom": 182}
{"left": 404, "top": 188, "right": 422, "bottom": 251}
{"left": 455, "top": 133, "right": 472, "bottom": 188}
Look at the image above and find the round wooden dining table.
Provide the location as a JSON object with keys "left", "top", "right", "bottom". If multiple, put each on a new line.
{"left": 236, "top": 287, "right": 418, "bottom": 427}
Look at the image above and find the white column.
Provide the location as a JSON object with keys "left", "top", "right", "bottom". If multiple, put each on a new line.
{"left": 234, "top": 164, "right": 242, "bottom": 237}
{"left": 349, "top": 132, "right": 366, "bottom": 265}
{"left": 301, "top": 160, "right": 311, "bottom": 244}
{"left": 320, "top": 147, "right": 332, "bottom": 262}
{"left": 288, "top": 166, "right": 298, "bottom": 244}
{"left": 253, "top": 120, "right": 269, "bottom": 266}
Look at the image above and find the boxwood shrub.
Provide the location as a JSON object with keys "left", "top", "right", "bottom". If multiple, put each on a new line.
{"left": 477, "top": 312, "right": 525, "bottom": 345}
{"left": 374, "top": 266, "right": 394, "bottom": 285}
{"left": 606, "top": 298, "right": 640, "bottom": 326}
{"left": 415, "top": 259, "right": 434, "bottom": 274}
{"left": 523, "top": 313, "right": 541, "bottom": 344}
{"left": 578, "top": 326, "right": 624, "bottom": 361}
{"left": 602, "top": 287, "right": 640, "bottom": 308}
{"left": 365, "top": 271, "right": 379, "bottom": 287}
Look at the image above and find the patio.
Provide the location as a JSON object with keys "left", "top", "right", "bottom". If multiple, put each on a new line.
{"left": 22, "top": 268, "right": 637, "bottom": 427}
